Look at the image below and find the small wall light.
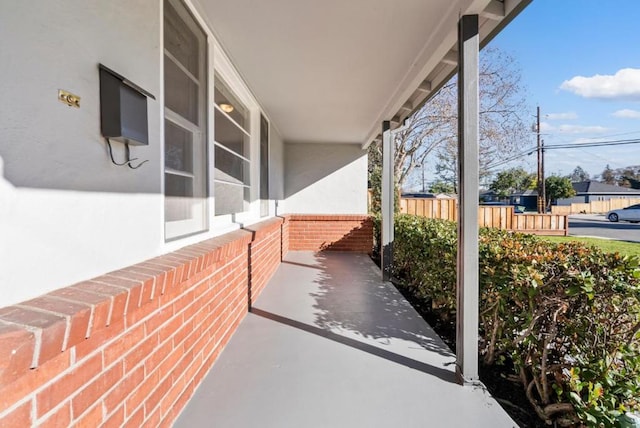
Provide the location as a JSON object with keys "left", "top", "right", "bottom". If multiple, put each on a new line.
{"left": 219, "top": 103, "right": 234, "bottom": 113}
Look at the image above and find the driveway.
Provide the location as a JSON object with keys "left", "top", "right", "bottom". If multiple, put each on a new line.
{"left": 569, "top": 214, "right": 640, "bottom": 243}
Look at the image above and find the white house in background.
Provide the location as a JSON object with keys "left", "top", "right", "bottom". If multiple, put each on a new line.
{"left": 0, "top": 1, "right": 529, "bottom": 426}
{"left": 557, "top": 180, "right": 640, "bottom": 205}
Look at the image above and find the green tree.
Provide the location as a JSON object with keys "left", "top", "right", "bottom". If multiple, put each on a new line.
{"left": 625, "top": 176, "right": 640, "bottom": 189}
{"left": 601, "top": 164, "right": 616, "bottom": 185}
{"left": 569, "top": 165, "right": 590, "bottom": 182}
{"left": 429, "top": 180, "right": 455, "bottom": 194}
{"left": 617, "top": 166, "right": 640, "bottom": 187}
{"left": 489, "top": 167, "right": 536, "bottom": 199}
{"left": 545, "top": 175, "right": 575, "bottom": 207}
{"left": 367, "top": 143, "right": 399, "bottom": 215}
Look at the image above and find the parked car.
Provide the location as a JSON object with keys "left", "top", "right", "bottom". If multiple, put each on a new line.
{"left": 606, "top": 203, "right": 640, "bottom": 223}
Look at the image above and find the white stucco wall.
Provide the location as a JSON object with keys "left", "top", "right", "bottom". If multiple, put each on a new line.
{"left": 0, "top": 0, "right": 282, "bottom": 307}
{"left": 0, "top": 1, "right": 165, "bottom": 307}
{"left": 283, "top": 143, "right": 367, "bottom": 214}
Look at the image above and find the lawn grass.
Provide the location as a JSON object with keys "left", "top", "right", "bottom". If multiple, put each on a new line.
{"left": 542, "top": 235, "right": 640, "bottom": 257}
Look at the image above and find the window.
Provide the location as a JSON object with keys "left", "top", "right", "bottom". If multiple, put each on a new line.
{"left": 163, "top": 0, "right": 207, "bottom": 239}
{"left": 260, "top": 114, "right": 269, "bottom": 217}
{"left": 213, "top": 77, "right": 250, "bottom": 216}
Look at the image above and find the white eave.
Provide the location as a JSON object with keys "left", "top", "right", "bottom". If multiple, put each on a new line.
{"left": 196, "top": 0, "right": 531, "bottom": 148}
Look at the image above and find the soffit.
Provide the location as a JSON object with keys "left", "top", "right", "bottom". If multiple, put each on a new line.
{"left": 198, "top": 0, "right": 530, "bottom": 146}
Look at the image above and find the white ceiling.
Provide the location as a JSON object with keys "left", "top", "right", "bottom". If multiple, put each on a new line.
{"left": 198, "top": 0, "right": 529, "bottom": 146}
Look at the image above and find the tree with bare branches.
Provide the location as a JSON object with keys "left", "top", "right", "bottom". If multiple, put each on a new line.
{"left": 368, "top": 47, "right": 529, "bottom": 193}
{"left": 433, "top": 47, "right": 529, "bottom": 190}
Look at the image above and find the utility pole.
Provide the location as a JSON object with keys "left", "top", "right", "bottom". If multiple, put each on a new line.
{"left": 536, "top": 106, "right": 544, "bottom": 213}
{"left": 541, "top": 139, "right": 546, "bottom": 211}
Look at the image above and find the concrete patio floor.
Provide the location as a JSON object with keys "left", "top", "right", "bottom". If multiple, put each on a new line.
{"left": 175, "top": 252, "right": 516, "bottom": 428}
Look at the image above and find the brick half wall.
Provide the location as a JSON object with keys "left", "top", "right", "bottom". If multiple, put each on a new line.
{"left": 0, "top": 215, "right": 371, "bottom": 427}
{"left": 285, "top": 214, "right": 373, "bottom": 253}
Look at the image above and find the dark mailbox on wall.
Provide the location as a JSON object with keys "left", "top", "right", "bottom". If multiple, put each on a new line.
{"left": 99, "top": 64, "right": 155, "bottom": 146}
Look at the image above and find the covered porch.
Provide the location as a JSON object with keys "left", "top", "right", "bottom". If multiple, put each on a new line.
{"left": 0, "top": 0, "right": 532, "bottom": 426}
{"left": 175, "top": 252, "right": 515, "bottom": 427}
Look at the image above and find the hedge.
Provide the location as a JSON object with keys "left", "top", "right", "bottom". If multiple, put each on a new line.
{"left": 377, "top": 214, "right": 640, "bottom": 427}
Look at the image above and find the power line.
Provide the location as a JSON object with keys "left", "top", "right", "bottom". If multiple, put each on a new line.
{"left": 544, "top": 138, "right": 640, "bottom": 150}
{"left": 541, "top": 129, "right": 640, "bottom": 145}
{"left": 485, "top": 138, "right": 640, "bottom": 170}
{"left": 485, "top": 149, "right": 536, "bottom": 170}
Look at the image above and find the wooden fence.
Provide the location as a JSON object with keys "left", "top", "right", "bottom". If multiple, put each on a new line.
{"left": 551, "top": 198, "right": 640, "bottom": 215}
{"left": 400, "top": 197, "right": 457, "bottom": 221}
{"left": 399, "top": 197, "right": 568, "bottom": 236}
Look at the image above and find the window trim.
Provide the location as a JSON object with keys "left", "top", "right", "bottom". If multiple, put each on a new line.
{"left": 160, "top": 0, "right": 274, "bottom": 244}
{"left": 163, "top": 0, "right": 209, "bottom": 241}
{"left": 212, "top": 71, "right": 256, "bottom": 218}
{"left": 260, "top": 113, "right": 270, "bottom": 217}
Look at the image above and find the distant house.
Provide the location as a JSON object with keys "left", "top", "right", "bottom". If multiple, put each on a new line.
{"left": 480, "top": 189, "right": 500, "bottom": 202}
{"left": 557, "top": 180, "right": 640, "bottom": 205}
{"left": 509, "top": 189, "right": 538, "bottom": 211}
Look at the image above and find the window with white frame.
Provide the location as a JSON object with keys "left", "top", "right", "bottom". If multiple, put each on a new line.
{"left": 259, "top": 114, "right": 270, "bottom": 217}
{"left": 163, "top": 0, "right": 208, "bottom": 240}
{"left": 213, "top": 77, "right": 251, "bottom": 216}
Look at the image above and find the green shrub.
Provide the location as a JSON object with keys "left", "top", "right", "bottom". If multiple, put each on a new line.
{"left": 392, "top": 215, "right": 457, "bottom": 311}
{"left": 377, "top": 215, "right": 640, "bottom": 426}
{"left": 480, "top": 233, "right": 640, "bottom": 426}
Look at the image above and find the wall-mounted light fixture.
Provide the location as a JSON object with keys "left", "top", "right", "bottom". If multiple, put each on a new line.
{"left": 219, "top": 103, "right": 234, "bottom": 114}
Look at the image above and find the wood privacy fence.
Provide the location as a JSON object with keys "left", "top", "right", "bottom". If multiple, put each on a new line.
{"left": 400, "top": 197, "right": 458, "bottom": 221}
{"left": 400, "top": 197, "right": 568, "bottom": 236}
{"left": 551, "top": 198, "right": 640, "bottom": 215}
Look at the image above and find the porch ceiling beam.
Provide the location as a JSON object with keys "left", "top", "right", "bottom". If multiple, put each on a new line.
{"left": 481, "top": 0, "right": 506, "bottom": 21}
{"left": 456, "top": 14, "right": 480, "bottom": 386}
{"left": 362, "top": 0, "right": 532, "bottom": 150}
{"left": 441, "top": 50, "right": 458, "bottom": 66}
{"left": 416, "top": 80, "right": 432, "bottom": 93}
{"left": 399, "top": 101, "right": 413, "bottom": 113}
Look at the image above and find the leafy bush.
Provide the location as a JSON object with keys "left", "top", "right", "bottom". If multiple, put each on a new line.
{"left": 392, "top": 215, "right": 457, "bottom": 310}
{"left": 377, "top": 215, "right": 640, "bottom": 426}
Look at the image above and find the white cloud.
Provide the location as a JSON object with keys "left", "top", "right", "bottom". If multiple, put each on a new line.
{"left": 557, "top": 124, "right": 609, "bottom": 134}
{"left": 539, "top": 121, "right": 554, "bottom": 132}
{"left": 612, "top": 109, "right": 640, "bottom": 119}
{"left": 560, "top": 68, "right": 640, "bottom": 100}
{"left": 567, "top": 137, "right": 596, "bottom": 144}
{"left": 540, "top": 122, "right": 609, "bottom": 134}
{"left": 546, "top": 112, "right": 578, "bottom": 120}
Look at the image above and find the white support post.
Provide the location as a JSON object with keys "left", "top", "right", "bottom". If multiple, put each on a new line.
{"left": 381, "top": 121, "right": 393, "bottom": 281}
{"left": 456, "top": 14, "right": 480, "bottom": 385}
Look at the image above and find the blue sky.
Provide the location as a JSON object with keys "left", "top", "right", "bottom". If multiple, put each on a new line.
{"left": 487, "top": 0, "right": 640, "bottom": 179}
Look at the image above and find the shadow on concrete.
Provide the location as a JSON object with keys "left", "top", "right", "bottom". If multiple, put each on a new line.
{"left": 304, "top": 252, "right": 454, "bottom": 359}
{"left": 281, "top": 260, "right": 323, "bottom": 270}
{"left": 251, "top": 307, "right": 455, "bottom": 383}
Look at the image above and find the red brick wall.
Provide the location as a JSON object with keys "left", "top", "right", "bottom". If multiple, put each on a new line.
{"left": 0, "top": 214, "right": 372, "bottom": 427}
{"left": 286, "top": 215, "right": 373, "bottom": 252}
{"left": 281, "top": 215, "right": 290, "bottom": 259}
{"left": 244, "top": 218, "right": 282, "bottom": 306}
